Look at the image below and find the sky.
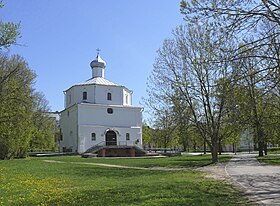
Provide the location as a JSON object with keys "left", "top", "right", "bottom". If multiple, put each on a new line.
{"left": 1, "top": 0, "right": 183, "bottom": 120}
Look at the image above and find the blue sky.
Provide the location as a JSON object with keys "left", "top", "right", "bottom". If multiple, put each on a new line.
{"left": 1, "top": 0, "right": 183, "bottom": 120}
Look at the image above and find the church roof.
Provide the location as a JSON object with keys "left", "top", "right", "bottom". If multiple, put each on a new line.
{"left": 64, "top": 77, "right": 132, "bottom": 92}
{"left": 77, "top": 77, "right": 119, "bottom": 86}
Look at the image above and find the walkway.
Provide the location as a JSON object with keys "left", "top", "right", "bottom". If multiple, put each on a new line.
{"left": 226, "top": 154, "right": 280, "bottom": 205}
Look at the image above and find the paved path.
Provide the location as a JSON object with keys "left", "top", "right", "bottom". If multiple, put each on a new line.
{"left": 226, "top": 154, "right": 280, "bottom": 205}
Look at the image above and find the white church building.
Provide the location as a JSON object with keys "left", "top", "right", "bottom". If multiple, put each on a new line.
{"left": 59, "top": 52, "right": 143, "bottom": 156}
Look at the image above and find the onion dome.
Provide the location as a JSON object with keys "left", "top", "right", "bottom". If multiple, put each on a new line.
{"left": 90, "top": 53, "right": 106, "bottom": 69}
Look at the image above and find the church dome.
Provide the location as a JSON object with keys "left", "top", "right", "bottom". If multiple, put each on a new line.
{"left": 90, "top": 53, "right": 106, "bottom": 68}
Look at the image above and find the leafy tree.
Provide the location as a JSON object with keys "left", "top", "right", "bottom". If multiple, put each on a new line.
{"left": 180, "top": 0, "right": 280, "bottom": 60}
{"left": 30, "top": 92, "right": 56, "bottom": 151}
{"left": 0, "top": 54, "right": 35, "bottom": 159}
{"left": 146, "top": 23, "right": 236, "bottom": 163}
{"left": 142, "top": 121, "right": 153, "bottom": 146}
{"left": 0, "top": 1, "right": 20, "bottom": 50}
{"left": 0, "top": 2, "right": 56, "bottom": 159}
{"left": 0, "top": 54, "right": 56, "bottom": 159}
{"left": 153, "top": 108, "right": 178, "bottom": 149}
{"left": 180, "top": 0, "right": 280, "bottom": 156}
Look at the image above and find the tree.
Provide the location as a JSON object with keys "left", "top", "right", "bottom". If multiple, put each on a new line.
{"left": 0, "top": 1, "right": 20, "bottom": 50}
{"left": 0, "top": 54, "right": 56, "bottom": 159}
{"left": 180, "top": 0, "right": 280, "bottom": 59}
{"left": 0, "top": 54, "right": 35, "bottom": 159}
{"left": 142, "top": 121, "right": 153, "bottom": 146}
{"left": 0, "top": 2, "right": 55, "bottom": 159}
{"left": 180, "top": 0, "right": 280, "bottom": 156}
{"left": 171, "top": 90, "right": 195, "bottom": 151}
{"left": 146, "top": 23, "right": 236, "bottom": 163}
{"left": 30, "top": 92, "right": 56, "bottom": 151}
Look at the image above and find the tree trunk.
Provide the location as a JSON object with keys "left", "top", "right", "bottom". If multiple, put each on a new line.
{"left": 211, "top": 141, "right": 219, "bottom": 163}
{"left": 264, "top": 142, "right": 268, "bottom": 156}
{"left": 181, "top": 136, "right": 187, "bottom": 152}
{"left": 257, "top": 125, "right": 264, "bottom": 157}
{"left": 193, "top": 141, "right": 197, "bottom": 152}
{"left": 203, "top": 139, "right": 206, "bottom": 154}
{"left": 218, "top": 139, "right": 222, "bottom": 155}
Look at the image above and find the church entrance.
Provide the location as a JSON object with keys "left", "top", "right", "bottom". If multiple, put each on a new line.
{"left": 105, "top": 131, "right": 117, "bottom": 146}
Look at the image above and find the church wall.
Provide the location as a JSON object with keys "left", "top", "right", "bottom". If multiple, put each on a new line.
{"left": 123, "top": 88, "right": 132, "bottom": 105}
{"left": 78, "top": 125, "right": 105, "bottom": 153}
{"left": 59, "top": 105, "right": 79, "bottom": 152}
{"left": 65, "top": 85, "right": 95, "bottom": 108}
{"left": 65, "top": 84, "right": 129, "bottom": 107}
{"left": 78, "top": 104, "right": 142, "bottom": 128}
{"left": 94, "top": 85, "right": 123, "bottom": 105}
{"left": 78, "top": 125, "right": 142, "bottom": 153}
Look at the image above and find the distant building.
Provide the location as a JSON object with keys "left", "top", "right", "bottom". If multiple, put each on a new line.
{"left": 59, "top": 52, "right": 143, "bottom": 154}
{"left": 47, "top": 111, "right": 60, "bottom": 127}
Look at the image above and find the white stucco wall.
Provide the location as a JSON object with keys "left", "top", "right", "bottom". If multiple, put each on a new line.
{"left": 78, "top": 125, "right": 142, "bottom": 153}
{"left": 77, "top": 103, "right": 142, "bottom": 128}
{"left": 94, "top": 85, "right": 123, "bottom": 105}
{"left": 123, "top": 88, "right": 132, "bottom": 105}
{"left": 59, "top": 105, "right": 78, "bottom": 152}
{"left": 64, "top": 84, "right": 132, "bottom": 108}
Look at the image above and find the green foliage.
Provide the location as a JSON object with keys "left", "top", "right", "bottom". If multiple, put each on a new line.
{"left": 142, "top": 121, "right": 153, "bottom": 145}
{"left": 0, "top": 21, "right": 20, "bottom": 49}
{"left": 0, "top": 1, "right": 20, "bottom": 49}
{"left": 0, "top": 54, "right": 35, "bottom": 159}
{"left": 0, "top": 156, "right": 251, "bottom": 205}
{"left": 0, "top": 2, "right": 55, "bottom": 158}
{"left": 0, "top": 54, "right": 56, "bottom": 159}
{"left": 30, "top": 93, "right": 56, "bottom": 151}
{"left": 179, "top": 0, "right": 280, "bottom": 149}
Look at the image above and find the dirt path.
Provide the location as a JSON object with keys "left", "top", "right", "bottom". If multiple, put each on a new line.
{"left": 43, "top": 160, "right": 191, "bottom": 171}
{"left": 195, "top": 162, "right": 229, "bottom": 181}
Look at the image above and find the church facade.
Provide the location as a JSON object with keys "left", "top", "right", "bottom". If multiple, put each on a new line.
{"left": 59, "top": 53, "right": 143, "bottom": 153}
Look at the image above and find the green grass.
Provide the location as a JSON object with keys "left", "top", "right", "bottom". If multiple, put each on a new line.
{"left": 37, "top": 154, "right": 232, "bottom": 168}
{"left": 0, "top": 155, "right": 250, "bottom": 206}
{"left": 257, "top": 154, "right": 280, "bottom": 165}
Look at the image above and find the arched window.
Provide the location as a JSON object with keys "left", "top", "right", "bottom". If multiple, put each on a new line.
{"left": 126, "top": 133, "right": 130, "bottom": 141}
{"left": 91, "top": 133, "right": 96, "bottom": 141}
{"left": 107, "top": 92, "right": 112, "bottom": 101}
{"left": 125, "top": 94, "right": 128, "bottom": 104}
{"left": 83, "top": 91, "right": 87, "bottom": 100}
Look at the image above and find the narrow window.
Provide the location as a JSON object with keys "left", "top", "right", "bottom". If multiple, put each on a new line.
{"left": 107, "top": 92, "right": 112, "bottom": 100}
{"left": 91, "top": 133, "right": 96, "bottom": 141}
{"left": 83, "top": 91, "right": 87, "bottom": 100}
{"left": 69, "top": 94, "right": 71, "bottom": 104}
{"left": 125, "top": 94, "right": 128, "bottom": 104}
{"left": 107, "top": 108, "right": 113, "bottom": 114}
{"left": 67, "top": 111, "right": 70, "bottom": 117}
{"left": 126, "top": 133, "right": 130, "bottom": 141}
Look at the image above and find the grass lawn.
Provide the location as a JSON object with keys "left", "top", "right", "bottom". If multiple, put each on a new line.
{"left": 0, "top": 155, "right": 250, "bottom": 205}
{"left": 38, "top": 154, "right": 233, "bottom": 168}
{"left": 257, "top": 154, "right": 280, "bottom": 165}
